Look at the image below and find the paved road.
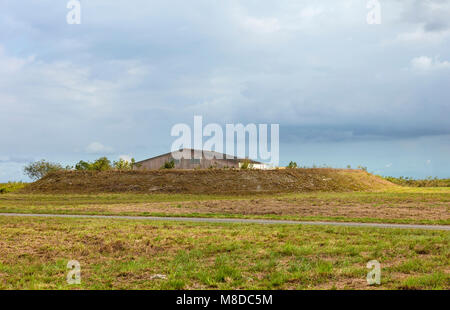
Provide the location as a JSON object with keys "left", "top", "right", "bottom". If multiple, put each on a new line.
{"left": 0, "top": 212, "right": 449, "bottom": 231}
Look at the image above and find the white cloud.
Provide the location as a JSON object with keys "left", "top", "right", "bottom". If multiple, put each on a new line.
{"left": 385, "top": 163, "right": 393, "bottom": 168}
{"left": 119, "top": 154, "right": 133, "bottom": 162}
{"left": 85, "top": 142, "right": 114, "bottom": 154}
{"left": 411, "top": 56, "right": 450, "bottom": 71}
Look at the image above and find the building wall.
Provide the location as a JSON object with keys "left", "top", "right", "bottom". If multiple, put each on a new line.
{"left": 135, "top": 153, "right": 241, "bottom": 170}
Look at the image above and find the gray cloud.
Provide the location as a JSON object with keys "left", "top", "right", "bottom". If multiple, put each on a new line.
{"left": 400, "top": 0, "right": 450, "bottom": 32}
{"left": 0, "top": 0, "right": 449, "bottom": 180}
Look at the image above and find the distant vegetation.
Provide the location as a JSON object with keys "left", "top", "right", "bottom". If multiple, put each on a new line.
{"left": 287, "top": 161, "right": 298, "bottom": 169}
{"left": 23, "top": 160, "right": 65, "bottom": 180}
{"left": 75, "top": 157, "right": 136, "bottom": 171}
{"left": 240, "top": 159, "right": 252, "bottom": 170}
{"left": 23, "top": 157, "right": 136, "bottom": 180}
{"left": 384, "top": 176, "right": 450, "bottom": 187}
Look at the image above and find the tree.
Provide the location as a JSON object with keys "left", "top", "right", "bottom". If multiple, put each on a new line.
{"left": 75, "top": 160, "right": 91, "bottom": 171}
{"left": 91, "top": 157, "right": 112, "bottom": 171}
{"left": 24, "top": 160, "right": 63, "bottom": 180}
{"left": 113, "top": 158, "right": 136, "bottom": 170}
{"left": 75, "top": 157, "right": 112, "bottom": 171}
{"left": 287, "top": 161, "right": 298, "bottom": 169}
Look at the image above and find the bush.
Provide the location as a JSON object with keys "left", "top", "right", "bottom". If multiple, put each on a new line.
{"left": 75, "top": 160, "right": 91, "bottom": 171}
{"left": 357, "top": 165, "right": 368, "bottom": 172}
{"left": 75, "top": 157, "right": 112, "bottom": 171}
{"left": 240, "top": 159, "right": 252, "bottom": 170}
{"left": 162, "top": 160, "right": 175, "bottom": 169}
{"left": 91, "top": 157, "right": 112, "bottom": 171}
{"left": 287, "top": 161, "right": 298, "bottom": 169}
{"left": 113, "top": 158, "right": 136, "bottom": 170}
{"left": 24, "top": 160, "right": 64, "bottom": 180}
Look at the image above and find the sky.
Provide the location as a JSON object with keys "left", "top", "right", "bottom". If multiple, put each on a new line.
{"left": 1, "top": 0, "right": 449, "bottom": 181}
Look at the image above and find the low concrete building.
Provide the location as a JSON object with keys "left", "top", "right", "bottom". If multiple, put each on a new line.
{"left": 135, "top": 149, "right": 270, "bottom": 170}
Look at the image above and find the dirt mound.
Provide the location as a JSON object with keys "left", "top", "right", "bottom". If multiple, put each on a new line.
{"left": 22, "top": 169, "right": 396, "bottom": 194}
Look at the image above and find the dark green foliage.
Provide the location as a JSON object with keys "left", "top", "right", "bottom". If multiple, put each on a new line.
{"left": 162, "top": 160, "right": 175, "bottom": 169}
{"left": 75, "top": 157, "right": 112, "bottom": 171}
{"left": 287, "top": 161, "right": 298, "bottom": 169}
{"left": 75, "top": 160, "right": 91, "bottom": 171}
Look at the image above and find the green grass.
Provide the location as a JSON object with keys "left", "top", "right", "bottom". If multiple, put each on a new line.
{"left": 0, "top": 184, "right": 450, "bottom": 225}
{"left": 0, "top": 182, "right": 27, "bottom": 194}
{"left": 0, "top": 216, "right": 448, "bottom": 290}
{"left": 0, "top": 188, "right": 448, "bottom": 225}
{"left": 2, "top": 186, "right": 449, "bottom": 204}
{"left": 0, "top": 208, "right": 448, "bottom": 226}
{"left": 383, "top": 176, "right": 450, "bottom": 187}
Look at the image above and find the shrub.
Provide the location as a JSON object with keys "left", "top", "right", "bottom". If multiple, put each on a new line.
{"left": 287, "top": 161, "right": 298, "bottom": 169}
{"left": 75, "top": 157, "right": 112, "bottom": 171}
{"left": 91, "top": 157, "right": 112, "bottom": 171}
{"left": 75, "top": 160, "right": 91, "bottom": 171}
{"left": 240, "top": 159, "right": 252, "bottom": 170}
{"left": 24, "top": 160, "right": 64, "bottom": 180}
{"left": 162, "top": 160, "right": 175, "bottom": 169}
{"left": 113, "top": 158, "right": 136, "bottom": 170}
{"left": 357, "top": 165, "right": 368, "bottom": 172}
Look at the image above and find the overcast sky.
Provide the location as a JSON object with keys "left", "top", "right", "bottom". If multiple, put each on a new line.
{"left": 1, "top": 0, "right": 450, "bottom": 181}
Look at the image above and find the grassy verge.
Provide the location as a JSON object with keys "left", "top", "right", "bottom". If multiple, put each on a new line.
{"left": 1, "top": 188, "right": 448, "bottom": 225}
{"left": 0, "top": 216, "right": 448, "bottom": 290}
{"left": 383, "top": 176, "right": 450, "bottom": 187}
{"left": 0, "top": 208, "right": 448, "bottom": 226}
{"left": 0, "top": 182, "right": 27, "bottom": 194}
{"left": 2, "top": 187, "right": 449, "bottom": 205}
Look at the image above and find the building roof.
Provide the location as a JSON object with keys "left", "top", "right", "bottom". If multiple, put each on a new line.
{"left": 135, "top": 148, "right": 262, "bottom": 164}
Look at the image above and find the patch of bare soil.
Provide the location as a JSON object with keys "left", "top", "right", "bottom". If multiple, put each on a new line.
{"left": 23, "top": 169, "right": 396, "bottom": 194}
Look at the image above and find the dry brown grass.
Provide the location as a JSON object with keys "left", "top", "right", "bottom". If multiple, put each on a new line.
{"left": 67, "top": 197, "right": 447, "bottom": 221}
{"left": 22, "top": 168, "right": 396, "bottom": 194}
{"left": 3, "top": 189, "right": 448, "bottom": 225}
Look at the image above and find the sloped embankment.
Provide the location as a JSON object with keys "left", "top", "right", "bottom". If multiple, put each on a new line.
{"left": 22, "top": 169, "right": 396, "bottom": 194}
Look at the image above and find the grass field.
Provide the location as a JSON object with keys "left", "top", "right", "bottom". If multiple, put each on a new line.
{"left": 0, "top": 186, "right": 448, "bottom": 290}
{"left": 1, "top": 187, "right": 449, "bottom": 225}
{"left": 0, "top": 216, "right": 448, "bottom": 290}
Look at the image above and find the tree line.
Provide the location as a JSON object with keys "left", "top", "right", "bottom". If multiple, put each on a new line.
{"left": 24, "top": 157, "right": 136, "bottom": 180}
